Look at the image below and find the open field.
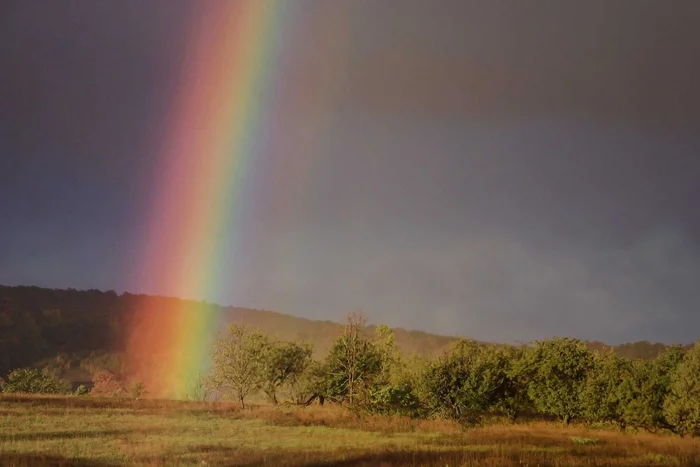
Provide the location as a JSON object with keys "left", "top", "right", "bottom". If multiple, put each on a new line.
{"left": 2, "top": 395, "right": 700, "bottom": 466}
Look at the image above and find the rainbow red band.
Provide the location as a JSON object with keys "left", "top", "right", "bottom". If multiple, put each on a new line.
{"left": 126, "top": 1, "right": 286, "bottom": 399}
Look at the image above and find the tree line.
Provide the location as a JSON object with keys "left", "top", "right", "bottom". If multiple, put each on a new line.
{"left": 198, "top": 312, "right": 700, "bottom": 436}
{"left": 7, "top": 311, "right": 700, "bottom": 436}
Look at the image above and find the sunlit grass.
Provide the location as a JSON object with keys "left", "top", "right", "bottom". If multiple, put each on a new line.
{"left": 2, "top": 394, "right": 700, "bottom": 466}
{"left": 570, "top": 436, "right": 600, "bottom": 445}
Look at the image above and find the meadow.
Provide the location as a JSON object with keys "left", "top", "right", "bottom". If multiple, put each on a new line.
{"left": 2, "top": 395, "right": 700, "bottom": 466}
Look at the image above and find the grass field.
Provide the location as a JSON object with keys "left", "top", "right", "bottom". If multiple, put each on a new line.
{"left": 1, "top": 395, "right": 700, "bottom": 466}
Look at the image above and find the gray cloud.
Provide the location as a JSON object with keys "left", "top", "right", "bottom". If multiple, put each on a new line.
{"left": 232, "top": 225, "right": 699, "bottom": 345}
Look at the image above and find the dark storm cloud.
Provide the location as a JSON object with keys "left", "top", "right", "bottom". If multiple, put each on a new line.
{"left": 333, "top": 0, "right": 700, "bottom": 123}
{"left": 1, "top": 1, "right": 700, "bottom": 344}
{"left": 241, "top": 225, "right": 700, "bottom": 344}
{"left": 226, "top": 117, "right": 700, "bottom": 344}
{"left": 0, "top": 1, "right": 197, "bottom": 291}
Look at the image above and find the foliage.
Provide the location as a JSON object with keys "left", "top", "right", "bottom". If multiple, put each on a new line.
{"left": 128, "top": 381, "right": 147, "bottom": 398}
{"left": 664, "top": 341, "right": 700, "bottom": 436}
{"left": 288, "top": 360, "right": 329, "bottom": 404}
{"left": 205, "top": 323, "right": 269, "bottom": 408}
{"left": 617, "top": 345, "right": 685, "bottom": 431}
{"left": 259, "top": 340, "right": 313, "bottom": 404}
{"left": 580, "top": 350, "right": 628, "bottom": 425}
{"left": 324, "top": 312, "right": 382, "bottom": 406}
{"left": 1, "top": 367, "right": 72, "bottom": 394}
{"left": 184, "top": 373, "right": 211, "bottom": 402}
{"left": 366, "top": 325, "right": 422, "bottom": 417}
{"left": 521, "top": 338, "right": 594, "bottom": 424}
{"left": 0, "top": 286, "right": 128, "bottom": 378}
{"left": 422, "top": 340, "right": 521, "bottom": 423}
{"left": 368, "top": 382, "right": 421, "bottom": 417}
{"left": 90, "top": 370, "right": 125, "bottom": 397}
{"left": 79, "top": 351, "right": 125, "bottom": 377}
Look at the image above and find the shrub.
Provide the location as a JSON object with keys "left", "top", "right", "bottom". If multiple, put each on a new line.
{"left": 369, "top": 382, "right": 421, "bottom": 417}
{"left": 128, "top": 381, "right": 147, "bottom": 399}
{"left": 2, "top": 367, "right": 71, "bottom": 394}
{"left": 90, "top": 370, "right": 126, "bottom": 397}
{"left": 581, "top": 351, "right": 628, "bottom": 425}
{"left": 617, "top": 346, "right": 685, "bottom": 432}
{"left": 422, "top": 340, "right": 521, "bottom": 424}
{"left": 664, "top": 341, "right": 700, "bottom": 436}
{"left": 521, "top": 338, "right": 594, "bottom": 424}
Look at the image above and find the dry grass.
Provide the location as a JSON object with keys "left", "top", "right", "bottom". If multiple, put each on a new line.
{"left": 1, "top": 394, "right": 700, "bottom": 466}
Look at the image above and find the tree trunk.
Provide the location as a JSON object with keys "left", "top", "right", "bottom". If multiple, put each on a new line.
{"left": 239, "top": 392, "right": 245, "bottom": 409}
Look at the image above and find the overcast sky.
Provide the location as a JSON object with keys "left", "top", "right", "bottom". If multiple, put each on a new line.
{"left": 2, "top": 0, "right": 700, "bottom": 344}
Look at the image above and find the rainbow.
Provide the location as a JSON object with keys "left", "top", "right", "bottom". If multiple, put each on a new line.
{"left": 125, "top": 1, "right": 296, "bottom": 399}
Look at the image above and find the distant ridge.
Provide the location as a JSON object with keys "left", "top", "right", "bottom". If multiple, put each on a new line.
{"left": 0, "top": 284, "right": 456, "bottom": 372}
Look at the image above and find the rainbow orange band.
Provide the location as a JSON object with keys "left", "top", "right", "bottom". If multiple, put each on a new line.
{"left": 126, "top": 1, "right": 288, "bottom": 399}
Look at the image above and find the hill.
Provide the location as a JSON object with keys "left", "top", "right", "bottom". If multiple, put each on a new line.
{"left": 0, "top": 285, "right": 456, "bottom": 380}
{"left": 0, "top": 284, "right": 680, "bottom": 384}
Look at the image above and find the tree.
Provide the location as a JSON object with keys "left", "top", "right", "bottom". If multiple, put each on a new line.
{"left": 2, "top": 367, "right": 71, "bottom": 394}
{"left": 325, "top": 312, "right": 382, "bottom": 406}
{"left": 422, "top": 340, "right": 521, "bottom": 423}
{"left": 368, "top": 325, "right": 421, "bottom": 417}
{"left": 206, "top": 323, "right": 268, "bottom": 408}
{"left": 522, "top": 338, "right": 594, "bottom": 424}
{"left": 289, "top": 360, "right": 329, "bottom": 405}
{"left": 259, "top": 340, "right": 313, "bottom": 404}
{"left": 374, "top": 324, "right": 400, "bottom": 378}
{"left": 617, "top": 345, "right": 685, "bottom": 432}
{"left": 664, "top": 341, "right": 700, "bottom": 436}
{"left": 580, "top": 350, "right": 628, "bottom": 426}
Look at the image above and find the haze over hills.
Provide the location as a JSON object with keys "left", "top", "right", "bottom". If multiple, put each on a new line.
{"left": 0, "top": 283, "right": 685, "bottom": 385}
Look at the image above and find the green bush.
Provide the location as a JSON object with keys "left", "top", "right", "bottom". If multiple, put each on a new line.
{"left": 422, "top": 340, "right": 521, "bottom": 424}
{"left": 521, "top": 338, "right": 594, "bottom": 424}
{"left": 369, "top": 383, "right": 421, "bottom": 417}
{"left": 616, "top": 346, "right": 685, "bottom": 431}
{"left": 581, "top": 351, "right": 627, "bottom": 425}
{"left": 664, "top": 341, "right": 700, "bottom": 436}
{"left": 2, "top": 367, "right": 71, "bottom": 394}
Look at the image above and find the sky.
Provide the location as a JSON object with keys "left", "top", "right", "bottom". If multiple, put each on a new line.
{"left": 2, "top": 0, "right": 700, "bottom": 344}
